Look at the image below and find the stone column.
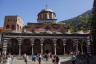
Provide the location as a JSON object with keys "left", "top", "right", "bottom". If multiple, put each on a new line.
{"left": 2, "top": 39, "right": 7, "bottom": 55}
{"left": 54, "top": 44, "right": 56, "bottom": 55}
{"left": 41, "top": 43, "right": 43, "bottom": 54}
{"left": 74, "top": 39, "right": 79, "bottom": 55}
{"left": 47, "top": 13, "right": 49, "bottom": 19}
{"left": 31, "top": 39, "right": 34, "bottom": 55}
{"left": 18, "top": 38, "right": 22, "bottom": 56}
{"left": 86, "top": 37, "right": 92, "bottom": 56}
{"left": 40, "top": 38, "right": 44, "bottom": 54}
{"left": 63, "top": 39, "right": 66, "bottom": 55}
{"left": 32, "top": 44, "right": 34, "bottom": 55}
{"left": 80, "top": 39, "right": 84, "bottom": 55}
{"left": 53, "top": 39, "right": 57, "bottom": 55}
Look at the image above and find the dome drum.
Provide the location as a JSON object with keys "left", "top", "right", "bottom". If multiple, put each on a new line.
{"left": 37, "top": 19, "right": 57, "bottom": 24}
{"left": 37, "top": 8, "right": 57, "bottom": 24}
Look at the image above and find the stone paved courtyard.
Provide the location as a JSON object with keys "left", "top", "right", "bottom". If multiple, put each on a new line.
{"left": 0, "top": 55, "right": 71, "bottom": 64}
{"left": 0, "top": 56, "right": 96, "bottom": 64}
{"left": 15, "top": 56, "right": 71, "bottom": 64}
{"left": 2, "top": 55, "right": 96, "bottom": 64}
{"left": 15, "top": 59, "right": 53, "bottom": 64}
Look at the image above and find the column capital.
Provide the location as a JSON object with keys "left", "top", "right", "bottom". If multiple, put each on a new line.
{"left": 3, "top": 39, "right": 8, "bottom": 43}
{"left": 3, "top": 40, "right": 7, "bottom": 47}
{"left": 19, "top": 43, "right": 21, "bottom": 46}
{"left": 41, "top": 43, "right": 43, "bottom": 46}
{"left": 54, "top": 43, "right": 56, "bottom": 45}
{"left": 40, "top": 38, "right": 44, "bottom": 44}
{"left": 18, "top": 38, "right": 22, "bottom": 43}
{"left": 4, "top": 39, "right": 7, "bottom": 41}
{"left": 18, "top": 37, "right": 22, "bottom": 40}
{"left": 53, "top": 38, "right": 57, "bottom": 40}
{"left": 31, "top": 38, "right": 34, "bottom": 44}
{"left": 63, "top": 43, "right": 66, "bottom": 46}
{"left": 40, "top": 38, "right": 44, "bottom": 41}
{"left": 63, "top": 39, "right": 66, "bottom": 41}
{"left": 62, "top": 39, "right": 66, "bottom": 44}
{"left": 86, "top": 36, "right": 90, "bottom": 39}
{"left": 32, "top": 43, "right": 34, "bottom": 45}
{"left": 53, "top": 39, "right": 57, "bottom": 43}
{"left": 73, "top": 39, "right": 78, "bottom": 41}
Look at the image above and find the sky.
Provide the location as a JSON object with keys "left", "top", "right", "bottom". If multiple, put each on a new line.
{"left": 0, "top": 0, "right": 93, "bottom": 26}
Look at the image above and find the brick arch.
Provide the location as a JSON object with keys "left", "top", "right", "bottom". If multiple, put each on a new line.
{"left": 65, "top": 39, "right": 75, "bottom": 54}
{"left": 43, "top": 39, "right": 54, "bottom": 54}
{"left": 56, "top": 39, "right": 64, "bottom": 55}
{"left": 21, "top": 38, "right": 32, "bottom": 55}
{"left": 33, "top": 39, "right": 41, "bottom": 55}
{"left": 7, "top": 38, "right": 19, "bottom": 55}
{"left": 78, "top": 39, "right": 87, "bottom": 54}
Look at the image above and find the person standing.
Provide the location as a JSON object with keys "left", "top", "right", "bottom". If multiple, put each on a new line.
{"left": 23, "top": 54, "right": 27, "bottom": 64}
{"left": 11, "top": 55, "right": 16, "bottom": 64}
{"left": 2, "top": 54, "right": 7, "bottom": 63}
{"left": 52, "top": 55, "right": 56, "bottom": 64}
{"left": 71, "top": 54, "right": 76, "bottom": 64}
{"left": 55, "top": 55, "right": 59, "bottom": 64}
{"left": 44, "top": 54, "right": 48, "bottom": 61}
{"left": 6, "top": 55, "right": 12, "bottom": 64}
{"left": 38, "top": 55, "right": 41, "bottom": 64}
{"left": 32, "top": 55, "right": 36, "bottom": 62}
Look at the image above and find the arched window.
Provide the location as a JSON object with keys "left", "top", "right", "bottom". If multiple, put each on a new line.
{"left": 45, "top": 13, "right": 48, "bottom": 19}
{"left": 49, "top": 12, "right": 52, "bottom": 19}
{"left": 43, "top": 13, "right": 46, "bottom": 20}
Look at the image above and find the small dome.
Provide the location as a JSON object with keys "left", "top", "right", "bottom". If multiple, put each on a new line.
{"left": 37, "top": 8, "right": 57, "bottom": 23}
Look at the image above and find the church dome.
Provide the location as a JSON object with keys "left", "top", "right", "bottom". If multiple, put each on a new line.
{"left": 37, "top": 8, "right": 57, "bottom": 23}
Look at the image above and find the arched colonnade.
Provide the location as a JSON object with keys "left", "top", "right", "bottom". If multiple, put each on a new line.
{"left": 2, "top": 37, "right": 91, "bottom": 55}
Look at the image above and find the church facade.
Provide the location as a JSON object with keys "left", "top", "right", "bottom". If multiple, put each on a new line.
{"left": 1, "top": 8, "right": 91, "bottom": 55}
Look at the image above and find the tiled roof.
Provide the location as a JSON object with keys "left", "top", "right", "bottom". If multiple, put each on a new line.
{"left": 0, "top": 27, "right": 5, "bottom": 30}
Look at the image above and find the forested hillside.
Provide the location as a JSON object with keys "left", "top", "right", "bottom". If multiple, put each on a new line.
{"left": 59, "top": 10, "right": 92, "bottom": 33}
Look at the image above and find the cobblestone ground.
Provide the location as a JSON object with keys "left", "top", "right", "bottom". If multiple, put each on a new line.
{"left": 15, "top": 59, "right": 53, "bottom": 64}
{"left": 15, "top": 55, "right": 71, "bottom": 64}
{"left": 1, "top": 55, "right": 96, "bottom": 64}
{"left": 0, "top": 55, "right": 72, "bottom": 64}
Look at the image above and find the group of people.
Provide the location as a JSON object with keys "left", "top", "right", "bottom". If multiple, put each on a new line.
{"left": 51, "top": 55, "right": 59, "bottom": 64}
{"left": 0, "top": 53, "right": 60, "bottom": 64}
{"left": 0, "top": 54, "right": 16, "bottom": 64}
{"left": 23, "top": 53, "right": 60, "bottom": 64}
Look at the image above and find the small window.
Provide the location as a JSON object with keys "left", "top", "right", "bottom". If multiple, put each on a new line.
{"left": 11, "top": 25, "right": 15, "bottom": 30}
{"left": 8, "top": 19, "right": 10, "bottom": 22}
{"left": 6, "top": 25, "right": 10, "bottom": 29}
